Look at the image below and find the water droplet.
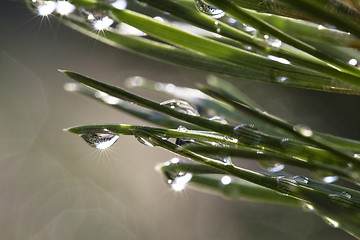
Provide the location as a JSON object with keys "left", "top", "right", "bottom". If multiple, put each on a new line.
{"left": 265, "top": 36, "right": 282, "bottom": 49}
{"left": 56, "top": 1, "right": 75, "bottom": 15}
{"left": 209, "top": 116, "right": 228, "bottom": 124}
{"left": 63, "top": 82, "right": 78, "bottom": 92}
{"left": 37, "top": 1, "right": 57, "bottom": 16}
{"left": 267, "top": 55, "right": 291, "bottom": 65}
{"left": 329, "top": 191, "right": 351, "bottom": 200}
{"left": 348, "top": 58, "right": 358, "bottom": 66}
{"left": 194, "top": 0, "right": 225, "bottom": 19}
{"left": 233, "top": 124, "right": 262, "bottom": 146}
{"left": 302, "top": 202, "right": 315, "bottom": 212}
{"left": 280, "top": 138, "right": 305, "bottom": 155}
{"left": 80, "top": 132, "right": 119, "bottom": 149}
{"left": 276, "top": 176, "right": 298, "bottom": 195}
{"left": 221, "top": 175, "right": 231, "bottom": 185}
{"left": 160, "top": 99, "right": 199, "bottom": 116}
{"left": 312, "top": 170, "right": 339, "bottom": 183}
{"left": 322, "top": 217, "right": 339, "bottom": 228}
{"left": 134, "top": 134, "right": 155, "bottom": 147}
{"left": 318, "top": 25, "right": 325, "bottom": 30}
{"left": 125, "top": 76, "right": 145, "bottom": 88}
{"left": 258, "top": 161, "right": 285, "bottom": 172}
{"left": 111, "top": 0, "right": 127, "bottom": 10}
{"left": 276, "top": 76, "right": 287, "bottom": 83}
{"left": 117, "top": 23, "right": 146, "bottom": 36}
{"left": 328, "top": 191, "right": 353, "bottom": 208}
{"left": 243, "top": 24, "right": 257, "bottom": 36}
{"left": 293, "top": 124, "right": 313, "bottom": 137}
{"left": 354, "top": 153, "right": 360, "bottom": 159}
{"left": 154, "top": 16, "right": 165, "bottom": 22}
{"left": 168, "top": 172, "right": 192, "bottom": 191}
{"left": 94, "top": 16, "right": 114, "bottom": 30}
{"left": 292, "top": 176, "right": 309, "bottom": 184}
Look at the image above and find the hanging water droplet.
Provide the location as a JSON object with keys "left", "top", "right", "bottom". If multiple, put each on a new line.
{"left": 80, "top": 132, "right": 120, "bottom": 149}
{"left": 160, "top": 99, "right": 200, "bottom": 116}
{"left": 168, "top": 172, "right": 193, "bottom": 191}
{"left": 63, "top": 82, "right": 78, "bottom": 92}
{"left": 322, "top": 216, "right": 340, "bottom": 228}
{"left": 194, "top": 0, "right": 225, "bottom": 19}
{"left": 221, "top": 175, "right": 232, "bottom": 185}
{"left": 56, "top": 0, "right": 76, "bottom": 15}
{"left": 312, "top": 170, "right": 339, "bottom": 183}
{"left": 259, "top": 161, "right": 285, "bottom": 172}
{"left": 292, "top": 176, "right": 309, "bottom": 184}
{"left": 293, "top": 124, "right": 313, "bottom": 137}
{"left": 302, "top": 202, "right": 315, "bottom": 212}
{"left": 233, "top": 124, "right": 262, "bottom": 146}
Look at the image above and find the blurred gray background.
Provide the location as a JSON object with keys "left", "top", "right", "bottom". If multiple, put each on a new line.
{"left": 1, "top": 0, "right": 359, "bottom": 239}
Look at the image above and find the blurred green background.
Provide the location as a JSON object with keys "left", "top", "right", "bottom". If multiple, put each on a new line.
{"left": 1, "top": 0, "right": 359, "bottom": 239}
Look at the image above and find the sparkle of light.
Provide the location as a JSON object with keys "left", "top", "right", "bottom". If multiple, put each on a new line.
{"left": 38, "top": 1, "right": 57, "bottom": 16}
{"left": 221, "top": 176, "right": 231, "bottom": 185}
{"left": 94, "top": 135, "right": 119, "bottom": 149}
{"left": 171, "top": 173, "right": 192, "bottom": 191}
{"left": 94, "top": 16, "right": 114, "bottom": 30}
{"left": 112, "top": 0, "right": 127, "bottom": 10}
{"left": 56, "top": 1, "right": 75, "bottom": 15}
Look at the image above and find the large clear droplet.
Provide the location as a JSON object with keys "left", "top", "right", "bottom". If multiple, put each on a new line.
{"left": 194, "top": 0, "right": 225, "bottom": 19}
{"left": 160, "top": 99, "right": 200, "bottom": 116}
{"left": 80, "top": 132, "right": 119, "bottom": 149}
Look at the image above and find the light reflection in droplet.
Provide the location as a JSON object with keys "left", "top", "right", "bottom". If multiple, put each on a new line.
{"left": 112, "top": 0, "right": 127, "bottom": 10}
{"left": 170, "top": 173, "right": 192, "bottom": 191}
{"left": 38, "top": 1, "right": 57, "bottom": 16}
{"left": 118, "top": 23, "right": 146, "bottom": 36}
{"left": 267, "top": 55, "right": 291, "bottom": 65}
{"left": 94, "top": 16, "right": 114, "bottom": 30}
{"left": 221, "top": 176, "right": 231, "bottom": 185}
{"left": 348, "top": 58, "right": 358, "bottom": 66}
{"left": 56, "top": 1, "right": 75, "bottom": 15}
